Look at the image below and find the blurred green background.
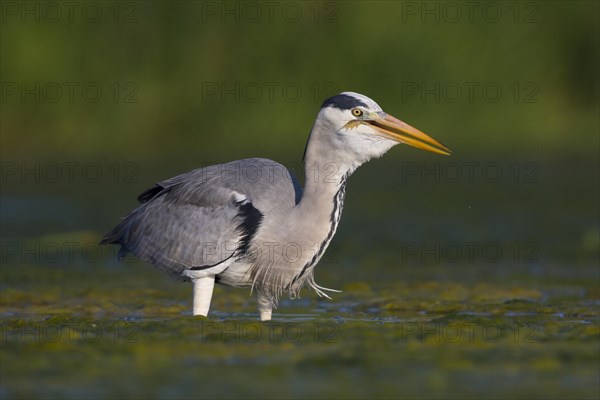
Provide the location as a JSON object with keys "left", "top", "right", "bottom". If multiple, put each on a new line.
{"left": 1, "top": 1, "right": 599, "bottom": 399}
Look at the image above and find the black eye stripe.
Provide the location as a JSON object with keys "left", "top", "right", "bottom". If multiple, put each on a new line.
{"left": 322, "top": 94, "right": 368, "bottom": 110}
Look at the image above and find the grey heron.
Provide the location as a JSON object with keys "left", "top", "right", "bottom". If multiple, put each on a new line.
{"left": 101, "top": 92, "right": 450, "bottom": 320}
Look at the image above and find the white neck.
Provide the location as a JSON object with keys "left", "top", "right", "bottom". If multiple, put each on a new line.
{"left": 298, "top": 120, "right": 358, "bottom": 213}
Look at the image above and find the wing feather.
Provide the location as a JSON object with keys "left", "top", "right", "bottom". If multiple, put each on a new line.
{"left": 101, "top": 158, "right": 299, "bottom": 280}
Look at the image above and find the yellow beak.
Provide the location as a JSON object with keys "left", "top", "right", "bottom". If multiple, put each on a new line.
{"left": 366, "top": 113, "right": 451, "bottom": 156}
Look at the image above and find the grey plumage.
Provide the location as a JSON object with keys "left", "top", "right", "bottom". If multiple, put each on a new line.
{"left": 101, "top": 92, "right": 450, "bottom": 320}
{"left": 102, "top": 158, "right": 302, "bottom": 285}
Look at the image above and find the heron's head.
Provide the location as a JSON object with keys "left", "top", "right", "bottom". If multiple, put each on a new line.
{"left": 305, "top": 92, "right": 450, "bottom": 169}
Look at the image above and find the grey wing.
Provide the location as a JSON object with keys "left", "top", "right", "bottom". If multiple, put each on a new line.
{"left": 101, "top": 166, "right": 260, "bottom": 278}
{"left": 100, "top": 158, "right": 300, "bottom": 279}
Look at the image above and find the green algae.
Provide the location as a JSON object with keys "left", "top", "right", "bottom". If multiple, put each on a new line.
{"left": 1, "top": 261, "right": 598, "bottom": 399}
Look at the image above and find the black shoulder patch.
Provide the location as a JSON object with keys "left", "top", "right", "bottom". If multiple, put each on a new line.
{"left": 236, "top": 201, "right": 264, "bottom": 255}
{"left": 321, "top": 93, "right": 367, "bottom": 110}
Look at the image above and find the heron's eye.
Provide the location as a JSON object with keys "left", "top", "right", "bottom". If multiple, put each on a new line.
{"left": 351, "top": 108, "right": 363, "bottom": 118}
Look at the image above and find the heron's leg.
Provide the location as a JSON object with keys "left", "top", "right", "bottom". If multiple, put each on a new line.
{"left": 192, "top": 276, "right": 215, "bottom": 317}
{"left": 257, "top": 293, "right": 273, "bottom": 321}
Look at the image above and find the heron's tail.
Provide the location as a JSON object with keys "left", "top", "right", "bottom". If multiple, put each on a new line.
{"left": 99, "top": 220, "right": 130, "bottom": 261}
